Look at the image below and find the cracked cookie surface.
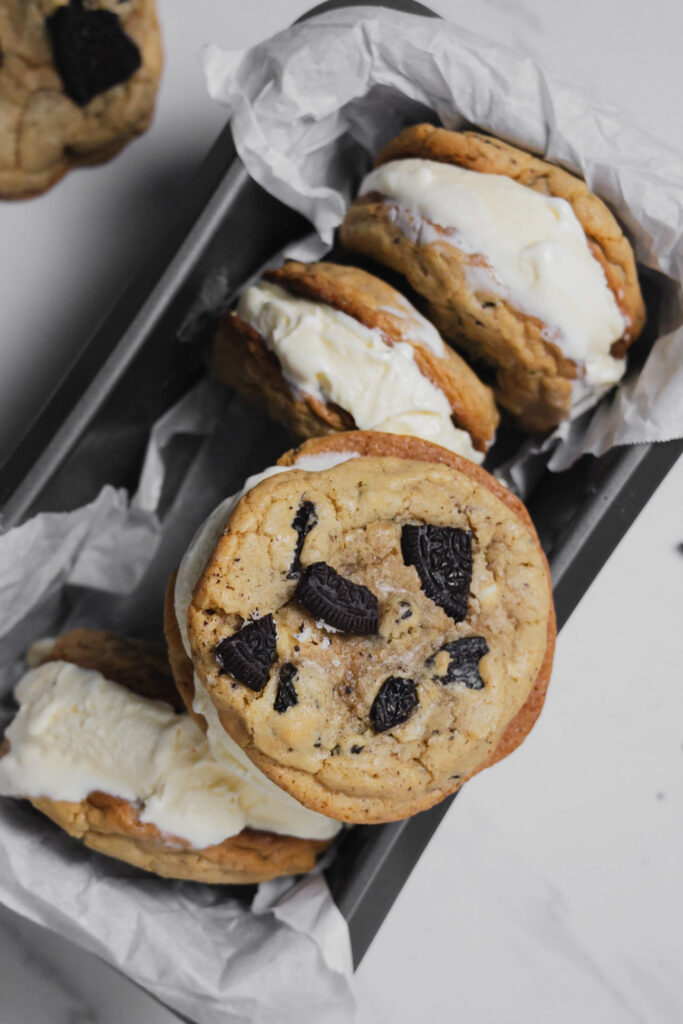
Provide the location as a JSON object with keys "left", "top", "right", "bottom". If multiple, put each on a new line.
{"left": 0, "top": 0, "right": 162, "bottom": 198}
{"left": 187, "top": 431, "right": 555, "bottom": 823}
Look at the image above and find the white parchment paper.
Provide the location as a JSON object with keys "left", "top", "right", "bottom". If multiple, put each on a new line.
{"left": 0, "top": 382, "right": 355, "bottom": 1024}
{"left": 203, "top": 5, "right": 683, "bottom": 471}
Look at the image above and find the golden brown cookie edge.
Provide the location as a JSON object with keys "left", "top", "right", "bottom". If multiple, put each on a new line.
{"left": 185, "top": 431, "right": 555, "bottom": 824}
{"left": 374, "top": 124, "right": 645, "bottom": 348}
{"left": 267, "top": 260, "right": 499, "bottom": 451}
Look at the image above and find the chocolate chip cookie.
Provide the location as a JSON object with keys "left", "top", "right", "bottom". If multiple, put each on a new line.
{"left": 185, "top": 431, "right": 555, "bottom": 824}
{"left": 0, "top": 0, "right": 162, "bottom": 199}
{"left": 214, "top": 260, "right": 499, "bottom": 461}
{"left": 340, "top": 125, "right": 645, "bottom": 431}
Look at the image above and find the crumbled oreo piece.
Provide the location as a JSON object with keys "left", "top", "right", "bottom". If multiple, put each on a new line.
{"left": 295, "top": 562, "right": 379, "bottom": 634}
{"left": 401, "top": 525, "right": 473, "bottom": 622}
{"left": 287, "top": 500, "right": 318, "bottom": 579}
{"left": 274, "top": 663, "right": 298, "bottom": 713}
{"left": 398, "top": 601, "right": 412, "bottom": 620}
{"left": 46, "top": 0, "right": 141, "bottom": 108}
{"left": 370, "top": 676, "right": 419, "bottom": 733}
{"left": 427, "top": 636, "right": 489, "bottom": 690}
{"left": 215, "top": 615, "right": 277, "bottom": 692}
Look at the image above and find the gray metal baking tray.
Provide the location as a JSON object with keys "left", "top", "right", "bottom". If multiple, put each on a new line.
{"left": 1, "top": 0, "right": 680, "bottom": 994}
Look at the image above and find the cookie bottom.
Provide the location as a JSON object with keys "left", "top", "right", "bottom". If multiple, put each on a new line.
{"left": 30, "top": 791, "right": 327, "bottom": 885}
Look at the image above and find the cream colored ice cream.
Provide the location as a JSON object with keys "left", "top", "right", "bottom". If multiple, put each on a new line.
{"left": 0, "top": 659, "right": 340, "bottom": 845}
{"left": 237, "top": 281, "right": 482, "bottom": 461}
{"left": 360, "top": 158, "right": 626, "bottom": 392}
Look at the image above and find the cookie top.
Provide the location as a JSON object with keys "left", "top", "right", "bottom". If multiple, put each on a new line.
{"left": 216, "top": 260, "right": 498, "bottom": 460}
{"left": 29, "top": 791, "right": 329, "bottom": 884}
{"left": 187, "top": 431, "right": 554, "bottom": 823}
{"left": 0, "top": 629, "right": 337, "bottom": 883}
{"left": 0, "top": 0, "right": 162, "bottom": 198}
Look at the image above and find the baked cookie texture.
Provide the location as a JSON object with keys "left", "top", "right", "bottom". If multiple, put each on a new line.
{"left": 214, "top": 260, "right": 499, "bottom": 454}
{"left": 340, "top": 125, "right": 646, "bottom": 431}
{"left": 1, "top": 629, "right": 329, "bottom": 883}
{"left": 185, "top": 431, "right": 556, "bottom": 824}
{"left": 0, "top": 0, "right": 162, "bottom": 199}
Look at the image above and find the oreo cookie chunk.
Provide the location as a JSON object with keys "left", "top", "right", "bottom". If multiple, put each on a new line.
{"left": 46, "top": 0, "right": 142, "bottom": 107}
{"left": 0, "top": 1, "right": 162, "bottom": 199}
{"left": 274, "top": 663, "right": 299, "bottom": 713}
{"left": 427, "top": 636, "right": 489, "bottom": 690}
{"left": 295, "top": 562, "right": 379, "bottom": 634}
{"left": 287, "top": 501, "right": 318, "bottom": 579}
{"left": 186, "top": 431, "right": 555, "bottom": 825}
{"left": 401, "top": 524, "right": 473, "bottom": 621}
{"left": 370, "top": 677, "right": 419, "bottom": 733}
{"left": 215, "top": 616, "right": 277, "bottom": 692}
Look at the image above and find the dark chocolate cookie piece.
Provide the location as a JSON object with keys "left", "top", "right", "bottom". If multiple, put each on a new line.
{"left": 427, "top": 636, "right": 489, "bottom": 690}
{"left": 295, "top": 562, "right": 379, "bottom": 635}
{"left": 215, "top": 615, "right": 277, "bottom": 692}
{"left": 287, "top": 501, "right": 318, "bottom": 580}
{"left": 370, "top": 676, "right": 419, "bottom": 733}
{"left": 401, "top": 524, "right": 473, "bottom": 622}
{"left": 46, "top": 0, "right": 142, "bottom": 108}
{"left": 274, "top": 663, "right": 299, "bottom": 713}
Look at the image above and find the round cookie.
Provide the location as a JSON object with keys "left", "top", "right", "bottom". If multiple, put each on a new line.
{"left": 186, "top": 431, "right": 556, "bottom": 824}
{"left": 214, "top": 260, "right": 499, "bottom": 460}
{"left": 0, "top": 0, "right": 162, "bottom": 199}
{"left": 0, "top": 629, "right": 332, "bottom": 883}
{"left": 340, "top": 125, "right": 646, "bottom": 431}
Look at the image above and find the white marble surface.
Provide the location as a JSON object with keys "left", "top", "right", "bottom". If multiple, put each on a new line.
{"left": 0, "top": 1, "right": 681, "bottom": 1022}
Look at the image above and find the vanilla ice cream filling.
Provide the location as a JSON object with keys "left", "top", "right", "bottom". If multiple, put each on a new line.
{"left": 360, "top": 158, "right": 627, "bottom": 393}
{"left": 164, "top": 450, "right": 363, "bottom": 840}
{"left": 237, "top": 281, "right": 483, "bottom": 462}
{"left": 0, "top": 659, "right": 340, "bottom": 846}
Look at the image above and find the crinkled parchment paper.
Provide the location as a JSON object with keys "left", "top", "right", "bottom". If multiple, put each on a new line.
{"left": 203, "top": 5, "right": 683, "bottom": 473}
{"left": 0, "top": 382, "right": 354, "bottom": 1024}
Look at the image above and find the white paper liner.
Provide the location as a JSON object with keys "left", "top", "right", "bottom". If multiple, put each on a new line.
{"left": 203, "top": 5, "right": 683, "bottom": 473}
{"left": 0, "top": 382, "right": 355, "bottom": 1023}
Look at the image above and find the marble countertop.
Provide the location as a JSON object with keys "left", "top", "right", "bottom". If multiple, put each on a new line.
{"left": 1, "top": 1, "right": 681, "bottom": 1022}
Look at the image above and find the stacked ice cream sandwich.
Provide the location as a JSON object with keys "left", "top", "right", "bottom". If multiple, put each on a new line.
{"left": 1, "top": 125, "right": 645, "bottom": 881}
